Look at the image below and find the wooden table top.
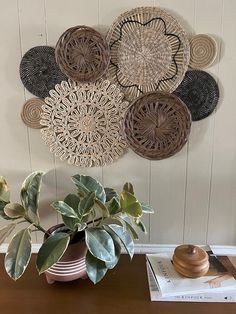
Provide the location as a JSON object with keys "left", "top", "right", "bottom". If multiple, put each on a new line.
{"left": 0, "top": 254, "right": 235, "bottom": 314}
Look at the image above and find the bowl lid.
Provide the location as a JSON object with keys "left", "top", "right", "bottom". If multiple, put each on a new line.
{"left": 174, "top": 244, "right": 208, "bottom": 266}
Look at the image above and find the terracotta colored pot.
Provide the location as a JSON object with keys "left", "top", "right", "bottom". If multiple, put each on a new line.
{"left": 44, "top": 224, "right": 88, "bottom": 284}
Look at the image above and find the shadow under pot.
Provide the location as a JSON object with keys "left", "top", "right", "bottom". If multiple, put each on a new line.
{"left": 44, "top": 224, "right": 88, "bottom": 284}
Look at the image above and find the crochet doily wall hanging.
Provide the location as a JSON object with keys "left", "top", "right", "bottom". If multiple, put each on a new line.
{"left": 40, "top": 79, "right": 130, "bottom": 167}
{"left": 20, "top": 46, "right": 67, "bottom": 98}
{"left": 106, "top": 7, "right": 190, "bottom": 101}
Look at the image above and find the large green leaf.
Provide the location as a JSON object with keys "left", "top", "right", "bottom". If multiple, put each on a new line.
{"left": 4, "top": 203, "right": 26, "bottom": 219}
{"left": 0, "top": 223, "right": 16, "bottom": 245}
{"left": 0, "top": 177, "right": 10, "bottom": 203}
{"left": 103, "top": 228, "right": 121, "bottom": 269}
{"left": 71, "top": 175, "right": 106, "bottom": 203}
{"left": 51, "top": 201, "right": 78, "bottom": 218}
{"left": 141, "top": 203, "right": 154, "bottom": 214}
{"left": 20, "top": 171, "right": 44, "bottom": 215}
{"left": 78, "top": 191, "right": 95, "bottom": 217}
{"left": 85, "top": 228, "right": 115, "bottom": 262}
{"left": 107, "top": 198, "right": 120, "bottom": 215}
{"left": 5, "top": 228, "right": 32, "bottom": 280}
{"left": 0, "top": 200, "right": 12, "bottom": 220}
{"left": 36, "top": 232, "right": 70, "bottom": 274}
{"left": 86, "top": 250, "right": 108, "bottom": 284}
{"left": 120, "top": 191, "right": 142, "bottom": 218}
{"left": 63, "top": 194, "right": 81, "bottom": 231}
{"left": 104, "top": 224, "right": 134, "bottom": 259}
{"left": 64, "top": 194, "right": 80, "bottom": 212}
{"left": 104, "top": 187, "right": 119, "bottom": 202}
{"left": 123, "top": 182, "right": 134, "bottom": 195}
{"left": 114, "top": 213, "right": 139, "bottom": 240}
{"left": 93, "top": 199, "right": 109, "bottom": 217}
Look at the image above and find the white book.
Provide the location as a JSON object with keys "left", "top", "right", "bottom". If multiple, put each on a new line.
{"left": 146, "top": 262, "right": 236, "bottom": 302}
{"left": 146, "top": 251, "right": 236, "bottom": 297}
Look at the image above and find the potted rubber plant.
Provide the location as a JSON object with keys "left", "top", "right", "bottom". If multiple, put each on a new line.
{"left": 0, "top": 171, "right": 153, "bottom": 284}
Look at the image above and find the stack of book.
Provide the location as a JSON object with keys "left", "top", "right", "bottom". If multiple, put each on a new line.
{"left": 146, "top": 247, "right": 236, "bottom": 302}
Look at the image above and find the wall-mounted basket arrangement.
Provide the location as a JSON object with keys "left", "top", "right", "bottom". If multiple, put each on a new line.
{"left": 19, "top": 6, "right": 220, "bottom": 167}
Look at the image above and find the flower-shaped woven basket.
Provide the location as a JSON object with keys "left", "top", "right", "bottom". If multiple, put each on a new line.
{"left": 40, "top": 79, "right": 130, "bottom": 167}
{"left": 20, "top": 46, "right": 67, "bottom": 98}
{"left": 106, "top": 7, "right": 190, "bottom": 101}
{"left": 174, "top": 70, "right": 220, "bottom": 121}
{"left": 124, "top": 92, "right": 192, "bottom": 160}
{"left": 189, "top": 34, "right": 217, "bottom": 69}
{"left": 55, "top": 26, "right": 110, "bottom": 82}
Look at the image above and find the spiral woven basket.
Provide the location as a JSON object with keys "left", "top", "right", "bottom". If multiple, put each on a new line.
{"left": 189, "top": 34, "right": 217, "bottom": 69}
{"left": 21, "top": 98, "right": 44, "bottom": 129}
{"left": 106, "top": 7, "right": 190, "bottom": 101}
{"left": 124, "top": 92, "right": 191, "bottom": 160}
{"left": 55, "top": 26, "right": 110, "bottom": 82}
{"left": 174, "top": 70, "right": 220, "bottom": 121}
{"left": 20, "top": 46, "right": 67, "bottom": 98}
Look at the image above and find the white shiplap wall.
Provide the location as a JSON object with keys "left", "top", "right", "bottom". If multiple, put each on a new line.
{"left": 0, "top": 0, "right": 235, "bottom": 245}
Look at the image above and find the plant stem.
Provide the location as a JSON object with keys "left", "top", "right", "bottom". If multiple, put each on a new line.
{"left": 23, "top": 215, "right": 49, "bottom": 235}
{"left": 87, "top": 217, "right": 103, "bottom": 226}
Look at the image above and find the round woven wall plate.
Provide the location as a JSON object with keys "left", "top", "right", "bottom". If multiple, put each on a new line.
{"left": 21, "top": 98, "right": 44, "bottom": 129}
{"left": 55, "top": 26, "right": 110, "bottom": 82}
{"left": 124, "top": 92, "right": 191, "bottom": 160}
{"left": 40, "top": 79, "right": 129, "bottom": 167}
{"left": 106, "top": 7, "right": 190, "bottom": 101}
{"left": 174, "top": 70, "right": 220, "bottom": 121}
{"left": 189, "top": 34, "right": 217, "bottom": 69}
{"left": 20, "top": 46, "right": 67, "bottom": 98}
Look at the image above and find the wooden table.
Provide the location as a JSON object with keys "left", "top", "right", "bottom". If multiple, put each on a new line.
{"left": 0, "top": 254, "right": 235, "bottom": 314}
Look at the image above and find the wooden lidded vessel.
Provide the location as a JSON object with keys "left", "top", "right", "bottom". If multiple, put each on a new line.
{"left": 172, "top": 244, "right": 209, "bottom": 278}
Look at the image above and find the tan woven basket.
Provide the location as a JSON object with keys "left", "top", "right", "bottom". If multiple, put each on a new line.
{"left": 21, "top": 98, "right": 44, "bottom": 129}
{"left": 106, "top": 7, "right": 190, "bottom": 101}
{"left": 124, "top": 92, "right": 192, "bottom": 160}
{"left": 189, "top": 34, "right": 217, "bottom": 69}
{"left": 55, "top": 26, "right": 110, "bottom": 82}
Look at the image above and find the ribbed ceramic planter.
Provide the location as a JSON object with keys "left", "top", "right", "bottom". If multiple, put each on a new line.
{"left": 44, "top": 224, "right": 87, "bottom": 284}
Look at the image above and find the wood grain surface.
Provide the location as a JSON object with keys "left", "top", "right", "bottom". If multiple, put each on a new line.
{"left": 0, "top": 254, "right": 235, "bottom": 314}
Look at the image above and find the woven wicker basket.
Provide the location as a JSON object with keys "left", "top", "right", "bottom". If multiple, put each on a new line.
{"left": 124, "top": 92, "right": 192, "bottom": 160}
{"left": 21, "top": 98, "right": 44, "bottom": 129}
{"left": 55, "top": 26, "right": 110, "bottom": 82}
{"left": 106, "top": 7, "right": 190, "bottom": 101}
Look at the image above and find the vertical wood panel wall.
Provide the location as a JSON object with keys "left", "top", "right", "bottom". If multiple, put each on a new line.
{"left": 0, "top": 0, "right": 235, "bottom": 245}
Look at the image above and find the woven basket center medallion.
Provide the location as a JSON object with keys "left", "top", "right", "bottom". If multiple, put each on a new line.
{"left": 119, "top": 27, "right": 172, "bottom": 86}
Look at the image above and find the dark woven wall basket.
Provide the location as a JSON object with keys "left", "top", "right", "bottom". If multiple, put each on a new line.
{"left": 174, "top": 70, "right": 220, "bottom": 121}
{"left": 20, "top": 46, "right": 67, "bottom": 98}
{"left": 123, "top": 92, "right": 192, "bottom": 160}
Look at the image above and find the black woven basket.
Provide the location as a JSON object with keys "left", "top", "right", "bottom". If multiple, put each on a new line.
{"left": 20, "top": 46, "right": 67, "bottom": 98}
{"left": 174, "top": 70, "right": 219, "bottom": 121}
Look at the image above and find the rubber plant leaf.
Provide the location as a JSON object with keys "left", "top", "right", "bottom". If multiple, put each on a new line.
{"left": 0, "top": 223, "right": 16, "bottom": 245}
{"left": 20, "top": 171, "right": 44, "bottom": 216}
{"left": 51, "top": 201, "right": 78, "bottom": 218}
{"left": 103, "top": 228, "right": 121, "bottom": 269}
{"left": 71, "top": 174, "right": 106, "bottom": 203}
{"left": 5, "top": 228, "right": 32, "bottom": 280}
{"left": 114, "top": 212, "right": 139, "bottom": 240}
{"left": 104, "top": 224, "right": 134, "bottom": 259}
{"left": 4, "top": 203, "right": 26, "bottom": 219}
{"left": 0, "top": 200, "right": 13, "bottom": 220}
{"left": 120, "top": 191, "right": 142, "bottom": 218}
{"left": 62, "top": 194, "right": 81, "bottom": 231}
{"left": 86, "top": 250, "right": 108, "bottom": 284}
{"left": 107, "top": 198, "right": 120, "bottom": 216}
{"left": 104, "top": 187, "right": 119, "bottom": 202}
{"left": 141, "top": 203, "right": 154, "bottom": 214}
{"left": 36, "top": 232, "right": 70, "bottom": 274}
{"left": 85, "top": 228, "right": 115, "bottom": 262}
{"left": 0, "top": 176, "right": 10, "bottom": 203}
{"left": 123, "top": 182, "right": 134, "bottom": 195}
{"left": 78, "top": 191, "right": 96, "bottom": 217}
{"left": 134, "top": 218, "right": 147, "bottom": 233}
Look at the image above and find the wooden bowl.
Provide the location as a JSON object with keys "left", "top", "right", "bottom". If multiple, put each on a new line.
{"left": 172, "top": 244, "right": 209, "bottom": 278}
